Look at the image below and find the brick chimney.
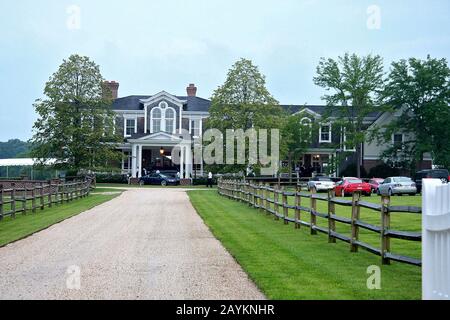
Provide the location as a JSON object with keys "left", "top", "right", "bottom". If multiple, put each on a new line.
{"left": 103, "top": 81, "right": 119, "bottom": 100}
{"left": 186, "top": 83, "right": 197, "bottom": 97}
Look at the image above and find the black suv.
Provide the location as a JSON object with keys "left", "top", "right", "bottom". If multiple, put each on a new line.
{"left": 414, "top": 169, "right": 449, "bottom": 193}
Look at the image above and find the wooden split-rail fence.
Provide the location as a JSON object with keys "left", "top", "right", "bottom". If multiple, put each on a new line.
{"left": 0, "top": 177, "right": 95, "bottom": 220}
{"left": 218, "top": 178, "right": 422, "bottom": 266}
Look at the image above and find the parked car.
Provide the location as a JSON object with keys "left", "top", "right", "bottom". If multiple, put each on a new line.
{"left": 368, "top": 178, "right": 385, "bottom": 193}
{"left": 334, "top": 177, "right": 372, "bottom": 197}
{"left": 139, "top": 173, "right": 179, "bottom": 186}
{"left": 414, "top": 169, "right": 449, "bottom": 193}
{"left": 307, "top": 176, "right": 336, "bottom": 192}
{"left": 377, "top": 176, "right": 417, "bottom": 196}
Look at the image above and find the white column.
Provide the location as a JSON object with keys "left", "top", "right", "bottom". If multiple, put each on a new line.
{"left": 144, "top": 105, "right": 148, "bottom": 134}
{"left": 138, "top": 145, "right": 143, "bottom": 178}
{"left": 131, "top": 144, "right": 137, "bottom": 178}
{"left": 180, "top": 146, "right": 185, "bottom": 179}
{"left": 186, "top": 145, "right": 192, "bottom": 179}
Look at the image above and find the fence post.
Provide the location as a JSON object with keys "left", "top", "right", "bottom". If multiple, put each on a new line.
{"left": 259, "top": 182, "right": 264, "bottom": 211}
{"left": 328, "top": 189, "right": 336, "bottom": 243}
{"left": 381, "top": 195, "right": 391, "bottom": 265}
{"left": 350, "top": 192, "right": 362, "bottom": 251}
{"left": 294, "top": 184, "right": 301, "bottom": 229}
{"left": 245, "top": 181, "right": 251, "bottom": 205}
{"left": 58, "top": 182, "right": 63, "bottom": 204}
{"left": 11, "top": 183, "right": 16, "bottom": 219}
{"left": 22, "top": 184, "right": 27, "bottom": 215}
{"left": 0, "top": 184, "right": 3, "bottom": 221}
{"left": 31, "top": 184, "right": 36, "bottom": 213}
{"left": 265, "top": 183, "right": 270, "bottom": 214}
{"left": 422, "top": 179, "right": 450, "bottom": 299}
{"left": 282, "top": 187, "right": 288, "bottom": 225}
{"left": 310, "top": 188, "right": 317, "bottom": 235}
{"left": 48, "top": 181, "right": 53, "bottom": 207}
{"left": 274, "top": 185, "right": 279, "bottom": 220}
{"left": 252, "top": 183, "right": 257, "bottom": 208}
{"left": 40, "top": 182, "right": 44, "bottom": 210}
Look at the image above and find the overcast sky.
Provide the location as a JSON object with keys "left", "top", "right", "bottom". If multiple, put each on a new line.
{"left": 0, "top": 0, "right": 449, "bottom": 141}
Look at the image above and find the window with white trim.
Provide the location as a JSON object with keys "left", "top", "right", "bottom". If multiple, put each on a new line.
{"left": 124, "top": 118, "right": 137, "bottom": 137}
{"left": 191, "top": 119, "right": 201, "bottom": 137}
{"left": 165, "top": 108, "right": 175, "bottom": 133}
{"left": 300, "top": 117, "right": 312, "bottom": 126}
{"left": 319, "top": 124, "right": 331, "bottom": 143}
{"left": 151, "top": 108, "right": 162, "bottom": 133}
{"left": 150, "top": 101, "right": 177, "bottom": 133}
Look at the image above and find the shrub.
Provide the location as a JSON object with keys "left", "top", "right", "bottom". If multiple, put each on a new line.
{"left": 192, "top": 177, "right": 217, "bottom": 186}
{"left": 340, "top": 163, "right": 367, "bottom": 178}
{"left": 95, "top": 173, "right": 128, "bottom": 184}
{"left": 368, "top": 163, "right": 401, "bottom": 179}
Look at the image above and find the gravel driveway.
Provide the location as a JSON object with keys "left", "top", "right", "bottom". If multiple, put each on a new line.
{"left": 0, "top": 189, "right": 264, "bottom": 300}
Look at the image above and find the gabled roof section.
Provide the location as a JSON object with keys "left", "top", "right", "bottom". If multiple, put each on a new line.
{"left": 292, "top": 107, "right": 322, "bottom": 119}
{"left": 126, "top": 131, "right": 183, "bottom": 144}
{"left": 112, "top": 94, "right": 211, "bottom": 112}
{"left": 139, "top": 91, "right": 186, "bottom": 107}
{"left": 282, "top": 105, "right": 383, "bottom": 120}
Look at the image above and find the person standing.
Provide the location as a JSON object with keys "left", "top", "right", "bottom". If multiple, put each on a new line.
{"left": 207, "top": 172, "right": 213, "bottom": 188}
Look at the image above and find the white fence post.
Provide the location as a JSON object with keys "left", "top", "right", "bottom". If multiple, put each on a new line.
{"left": 422, "top": 179, "right": 450, "bottom": 300}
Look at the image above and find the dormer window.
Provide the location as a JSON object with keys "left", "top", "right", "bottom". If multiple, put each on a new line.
{"left": 150, "top": 101, "right": 177, "bottom": 134}
{"left": 152, "top": 108, "right": 161, "bottom": 133}
{"left": 165, "top": 108, "right": 175, "bottom": 133}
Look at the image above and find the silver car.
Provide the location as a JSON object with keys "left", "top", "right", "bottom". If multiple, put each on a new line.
{"left": 307, "top": 176, "right": 336, "bottom": 192}
{"left": 377, "top": 176, "right": 417, "bottom": 196}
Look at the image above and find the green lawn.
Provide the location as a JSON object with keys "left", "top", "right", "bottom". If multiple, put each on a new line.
{"left": 0, "top": 193, "right": 120, "bottom": 247}
{"left": 188, "top": 190, "right": 421, "bottom": 300}
{"left": 290, "top": 193, "right": 421, "bottom": 260}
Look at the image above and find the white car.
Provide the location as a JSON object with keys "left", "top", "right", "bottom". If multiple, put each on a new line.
{"left": 307, "top": 176, "right": 336, "bottom": 192}
{"left": 377, "top": 176, "right": 417, "bottom": 196}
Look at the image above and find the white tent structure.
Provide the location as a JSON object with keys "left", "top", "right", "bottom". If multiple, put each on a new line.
{"left": 0, "top": 158, "right": 58, "bottom": 179}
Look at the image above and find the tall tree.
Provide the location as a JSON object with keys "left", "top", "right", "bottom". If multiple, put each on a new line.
{"left": 31, "top": 54, "right": 121, "bottom": 172}
{"left": 280, "top": 112, "right": 318, "bottom": 181}
{"left": 314, "top": 53, "right": 385, "bottom": 177}
{"left": 205, "top": 58, "right": 283, "bottom": 174}
{"left": 371, "top": 56, "right": 450, "bottom": 172}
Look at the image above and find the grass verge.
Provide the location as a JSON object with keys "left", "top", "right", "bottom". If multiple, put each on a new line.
{"left": 0, "top": 193, "right": 120, "bottom": 247}
{"left": 187, "top": 190, "right": 421, "bottom": 300}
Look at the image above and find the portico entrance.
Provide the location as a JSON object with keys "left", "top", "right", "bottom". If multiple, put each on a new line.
{"left": 122, "top": 132, "right": 196, "bottom": 179}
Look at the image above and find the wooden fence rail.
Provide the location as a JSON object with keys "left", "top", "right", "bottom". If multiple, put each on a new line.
{"left": 218, "top": 178, "right": 422, "bottom": 267}
{"left": 0, "top": 178, "right": 94, "bottom": 221}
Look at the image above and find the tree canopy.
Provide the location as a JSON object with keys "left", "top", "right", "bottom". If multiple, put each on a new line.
{"left": 314, "top": 53, "right": 385, "bottom": 177}
{"left": 205, "top": 58, "right": 284, "bottom": 174}
{"left": 371, "top": 55, "right": 450, "bottom": 171}
{"left": 30, "top": 54, "right": 121, "bottom": 172}
{"left": 0, "top": 139, "right": 30, "bottom": 159}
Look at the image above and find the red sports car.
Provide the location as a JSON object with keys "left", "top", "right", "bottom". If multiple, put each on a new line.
{"left": 368, "top": 178, "right": 385, "bottom": 193}
{"left": 334, "top": 177, "right": 372, "bottom": 197}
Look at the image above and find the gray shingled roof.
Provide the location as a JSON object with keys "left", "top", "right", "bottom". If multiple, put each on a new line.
{"left": 281, "top": 105, "right": 383, "bottom": 119}
{"left": 112, "top": 95, "right": 211, "bottom": 112}
{"left": 112, "top": 95, "right": 383, "bottom": 120}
